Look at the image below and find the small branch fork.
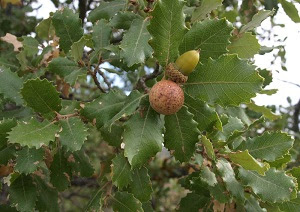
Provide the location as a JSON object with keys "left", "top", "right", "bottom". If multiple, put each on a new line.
{"left": 135, "top": 62, "right": 162, "bottom": 93}
{"left": 88, "top": 56, "right": 111, "bottom": 93}
{"left": 55, "top": 111, "right": 79, "bottom": 121}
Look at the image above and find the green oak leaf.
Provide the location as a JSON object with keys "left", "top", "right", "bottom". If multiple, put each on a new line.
{"left": 225, "top": 106, "right": 251, "bottom": 126}
{"left": 142, "top": 201, "right": 154, "bottom": 212}
{"left": 200, "top": 166, "right": 217, "bottom": 186}
{"left": 208, "top": 182, "right": 231, "bottom": 203}
{"left": 245, "top": 195, "right": 267, "bottom": 212}
{"left": 148, "top": 0, "right": 187, "bottom": 66}
{"left": 0, "top": 119, "right": 17, "bottom": 148}
{"left": 81, "top": 90, "right": 126, "bottom": 128}
{"left": 260, "top": 89, "right": 278, "bottom": 95}
{"left": 184, "top": 94, "right": 222, "bottom": 132}
{"left": 280, "top": 0, "right": 300, "bottom": 23}
{"left": 164, "top": 106, "right": 200, "bottom": 162}
{"left": 120, "top": 18, "right": 153, "bottom": 67}
{"left": 52, "top": 8, "right": 83, "bottom": 52}
{"left": 21, "top": 36, "right": 39, "bottom": 57}
{"left": 178, "top": 192, "right": 209, "bottom": 212}
{"left": 211, "top": 116, "right": 244, "bottom": 142}
{"left": 237, "top": 131, "right": 294, "bottom": 162}
{"left": 269, "top": 154, "right": 291, "bottom": 169}
{"left": 179, "top": 18, "right": 233, "bottom": 63}
{"left": 35, "top": 17, "right": 55, "bottom": 40}
{"left": 0, "top": 57, "right": 19, "bottom": 71}
{"left": 228, "top": 32, "right": 261, "bottom": 58}
{"left": 100, "top": 123, "right": 123, "bottom": 147}
{"left": 0, "top": 66, "right": 23, "bottom": 105}
{"left": 92, "top": 19, "right": 112, "bottom": 50}
{"left": 179, "top": 172, "right": 210, "bottom": 196}
{"left": 258, "top": 69, "right": 273, "bottom": 88}
{"left": 103, "top": 91, "right": 145, "bottom": 131}
{"left": 0, "top": 144, "right": 16, "bottom": 165}
{"left": 21, "top": 78, "right": 62, "bottom": 118}
{"left": 184, "top": 54, "right": 263, "bottom": 106}
{"left": 59, "top": 117, "right": 88, "bottom": 152}
{"left": 71, "top": 149, "right": 95, "bottom": 177}
{"left": 16, "top": 50, "right": 29, "bottom": 71}
{"left": 8, "top": 119, "right": 59, "bottom": 148}
{"left": 35, "top": 176, "right": 59, "bottom": 212}
{"left": 201, "top": 136, "right": 216, "bottom": 160}
{"left": 247, "top": 101, "right": 282, "bottom": 120}
{"left": 71, "top": 36, "right": 88, "bottom": 62}
{"left": 239, "top": 167, "right": 297, "bottom": 203}
{"left": 229, "top": 150, "right": 269, "bottom": 175}
{"left": 191, "top": 0, "right": 223, "bottom": 23}
{"left": 0, "top": 205, "right": 18, "bottom": 212}
{"left": 129, "top": 167, "right": 153, "bottom": 202}
{"left": 112, "top": 153, "right": 132, "bottom": 189}
{"left": 48, "top": 57, "right": 87, "bottom": 86}
{"left": 111, "top": 191, "right": 143, "bottom": 212}
{"left": 9, "top": 175, "right": 37, "bottom": 212}
{"left": 85, "top": 187, "right": 104, "bottom": 211}
{"left": 216, "top": 158, "right": 245, "bottom": 203}
{"left": 88, "top": 0, "right": 126, "bottom": 22}
{"left": 240, "top": 10, "right": 275, "bottom": 33}
{"left": 60, "top": 99, "right": 81, "bottom": 115}
{"left": 277, "top": 193, "right": 300, "bottom": 212}
{"left": 50, "top": 149, "right": 72, "bottom": 191}
{"left": 15, "top": 147, "right": 44, "bottom": 174}
{"left": 124, "top": 104, "right": 163, "bottom": 168}
{"left": 110, "top": 11, "right": 141, "bottom": 30}
{"left": 287, "top": 167, "right": 300, "bottom": 189}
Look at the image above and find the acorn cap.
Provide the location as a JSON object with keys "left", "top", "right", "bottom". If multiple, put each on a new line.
{"left": 165, "top": 63, "right": 188, "bottom": 84}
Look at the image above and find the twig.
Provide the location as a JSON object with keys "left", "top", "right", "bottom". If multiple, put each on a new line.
{"left": 97, "top": 69, "right": 111, "bottom": 90}
{"left": 293, "top": 99, "right": 300, "bottom": 133}
{"left": 78, "top": 0, "right": 87, "bottom": 24}
{"left": 55, "top": 111, "right": 79, "bottom": 120}
{"left": 135, "top": 62, "right": 162, "bottom": 92}
{"left": 277, "top": 79, "right": 300, "bottom": 88}
{"left": 89, "top": 58, "right": 106, "bottom": 93}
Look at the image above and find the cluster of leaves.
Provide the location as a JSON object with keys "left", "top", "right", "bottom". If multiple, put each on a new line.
{"left": 1, "top": 0, "right": 300, "bottom": 211}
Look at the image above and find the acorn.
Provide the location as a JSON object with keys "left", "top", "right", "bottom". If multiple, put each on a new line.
{"left": 175, "top": 50, "right": 200, "bottom": 76}
{"left": 149, "top": 80, "right": 184, "bottom": 115}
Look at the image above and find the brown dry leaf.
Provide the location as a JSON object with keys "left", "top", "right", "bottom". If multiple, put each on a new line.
{"left": 0, "top": 0, "right": 21, "bottom": 8}
{"left": 52, "top": 48, "right": 60, "bottom": 58}
{"left": 213, "top": 200, "right": 225, "bottom": 212}
{"left": 0, "top": 33, "right": 22, "bottom": 51}
{"left": 51, "top": 35, "right": 60, "bottom": 47}
{"left": 44, "top": 146, "right": 53, "bottom": 169}
{"left": 0, "top": 164, "right": 14, "bottom": 177}
{"left": 80, "top": 103, "right": 85, "bottom": 109}
{"left": 40, "top": 50, "right": 53, "bottom": 67}
{"left": 62, "top": 82, "right": 70, "bottom": 98}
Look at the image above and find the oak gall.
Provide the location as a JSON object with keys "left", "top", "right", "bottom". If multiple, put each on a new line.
{"left": 149, "top": 80, "right": 184, "bottom": 115}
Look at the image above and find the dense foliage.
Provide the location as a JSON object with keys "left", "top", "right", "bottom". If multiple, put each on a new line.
{"left": 1, "top": 0, "right": 300, "bottom": 211}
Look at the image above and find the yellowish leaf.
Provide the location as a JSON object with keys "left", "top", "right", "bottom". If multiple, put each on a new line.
{"left": 0, "top": 0, "right": 21, "bottom": 8}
